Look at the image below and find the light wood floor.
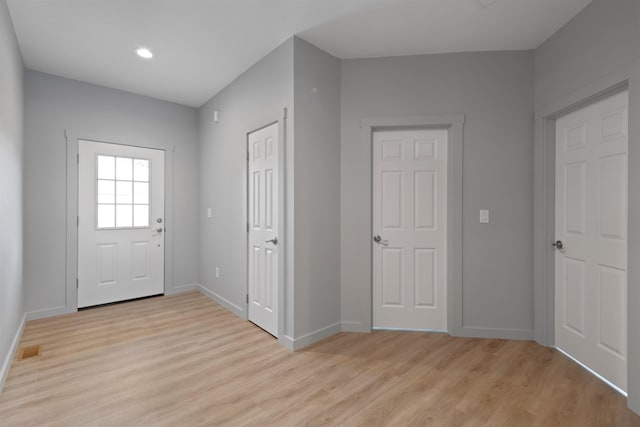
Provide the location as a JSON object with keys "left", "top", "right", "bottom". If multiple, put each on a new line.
{"left": 1, "top": 292, "right": 638, "bottom": 426}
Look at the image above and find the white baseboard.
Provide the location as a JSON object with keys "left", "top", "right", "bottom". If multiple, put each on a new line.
{"left": 165, "top": 283, "right": 198, "bottom": 296}
{"left": 197, "top": 285, "right": 245, "bottom": 319}
{"left": 26, "top": 306, "right": 70, "bottom": 321}
{"left": 0, "top": 313, "right": 26, "bottom": 394}
{"left": 459, "top": 326, "right": 534, "bottom": 341}
{"left": 285, "top": 322, "right": 343, "bottom": 351}
{"left": 279, "top": 335, "right": 295, "bottom": 351}
{"left": 341, "top": 321, "right": 370, "bottom": 333}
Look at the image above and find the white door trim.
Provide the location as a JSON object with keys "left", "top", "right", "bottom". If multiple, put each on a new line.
{"left": 361, "top": 115, "right": 464, "bottom": 336}
{"left": 534, "top": 79, "right": 629, "bottom": 346}
{"left": 245, "top": 111, "right": 288, "bottom": 342}
{"left": 64, "top": 130, "right": 174, "bottom": 315}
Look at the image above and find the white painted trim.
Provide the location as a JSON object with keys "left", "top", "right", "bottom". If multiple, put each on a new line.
{"left": 341, "top": 321, "right": 370, "bottom": 333}
{"left": 373, "top": 327, "right": 447, "bottom": 333}
{"left": 279, "top": 335, "right": 295, "bottom": 351}
{"left": 26, "top": 306, "right": 70, "bottom": 321}
{"left": 284, "top": 322, "right": 343, "bottom": 351}
{"left": 459, "top": 326, "right": 534, "bottom": 341}
{"left": 0, "top": 313, "right": 26, "bottom": 394}
{"left": 165, "top": 283, "right": 198, "bottom": 295}
{"left": 197, "top": 285, "right": 245, "bottom": 319}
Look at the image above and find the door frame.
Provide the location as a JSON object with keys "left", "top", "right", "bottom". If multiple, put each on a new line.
{"left": 245, "top": 112, "right": 287, "bottom": 341}
{"left": 534, "top": 78, "right": 630, "bottom": 347}
{"left": 362, "top": 114, "right": 464, "bottom": 336}
{"left": 65, "top": 130, "right": 174, "bottom": 314}
{"left": 533, "top": 63, "right": 640, "bottom": 412}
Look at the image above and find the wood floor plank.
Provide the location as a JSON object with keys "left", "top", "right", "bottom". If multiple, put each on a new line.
{"left": 0, "top": 291, "right": 638, "bottom": 426}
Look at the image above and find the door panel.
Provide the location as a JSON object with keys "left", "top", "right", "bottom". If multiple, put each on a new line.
{"left": 78, "top": 140, "right": 165, "bottom": 308}
{"left": 381, "top": 248, "right": 403, "bottom": 306}
{"left": 248, "top": 123, "right": 279, "bottom": 337}
{"left": 555, "top": 90, "right": 628, "bottom": 392}
{"left": 414, "top": 248, "right": 435, "bottom": 307}
{"left": 382, "top": 172, "right": 403, "bottom": 229}
{"left": 373, "top": 128, "right": 448, "bottom": 330}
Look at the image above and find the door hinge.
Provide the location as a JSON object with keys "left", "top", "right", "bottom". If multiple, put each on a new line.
{"left": 247, "top": 151, "right": 249, "bottom": 162}
{"left": 247, "top": 223, "right": 249, "bottom": 233}
{"left": 77, "top": 153, "right": 79, "bottom": 164}
{"left": 246, "top": 294, "right": 249, "bottom": 304}
{"left": 76, "top": 278, "right": 79, "bottom": 289}
{"left": 77, "top": 216, "right": 79, "bottom": 226}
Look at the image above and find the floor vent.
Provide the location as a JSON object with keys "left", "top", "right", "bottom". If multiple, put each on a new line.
{"left": 18, "top": 345, "right": 42, "bottom": 361}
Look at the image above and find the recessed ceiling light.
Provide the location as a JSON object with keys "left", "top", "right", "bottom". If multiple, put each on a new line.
{"left": 136, "top": 48, "right": 153, "bottom": 59}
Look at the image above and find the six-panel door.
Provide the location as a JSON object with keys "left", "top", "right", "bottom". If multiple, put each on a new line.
{"left": 248, "top": 123, "right": 279, "bottom": 337}
{"left": 555, "top": 91, "right": 628, "bottom": 392}
{"left": 372, "top": 128, "right": 448, "bottom": 331}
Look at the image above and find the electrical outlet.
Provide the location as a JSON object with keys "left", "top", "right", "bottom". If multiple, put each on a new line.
{"left": 480, "top": 210, "right": 489, "bottom": 224}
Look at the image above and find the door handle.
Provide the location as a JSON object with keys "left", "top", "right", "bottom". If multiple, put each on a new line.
{"left": 373, "top": 235, "right": 389, "bottom": 246}
{"left": 156, "top": 228, "right": 164, "bottom": 233}
{"left": 552, "top": 240, "right": 564, "bottom": 250}
{"left": 265, "top": 237, "right": 278, "bottom": 245}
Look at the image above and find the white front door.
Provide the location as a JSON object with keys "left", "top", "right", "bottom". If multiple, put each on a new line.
{"left": 78, "top": 140, "right": 165, "bottom": 308}
{"left": 372, "top": 128, "right": 448, "bottom": 330}
{"left": 248, "top": 123, "right": 279, "bottom": 336}
{"left": 555, "top": 91, "right": 628, "bottom": 392}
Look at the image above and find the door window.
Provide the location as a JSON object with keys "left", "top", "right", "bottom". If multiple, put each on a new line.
{"left": 96, "top": 155, "right": 150, "bottom": 229}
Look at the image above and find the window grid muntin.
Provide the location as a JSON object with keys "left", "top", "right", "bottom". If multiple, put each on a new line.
{"left": 96, "top": 154, "right": 151, "bottom": 229}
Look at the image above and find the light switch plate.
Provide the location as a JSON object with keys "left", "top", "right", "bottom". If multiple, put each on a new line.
{"left": 480, "top": 209, "right": 489, "bottom": 223}
{"left": 207, "top": 208, "right": 212, "bottom": 218}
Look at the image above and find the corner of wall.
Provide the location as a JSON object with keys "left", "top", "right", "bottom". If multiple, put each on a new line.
{"left": 0, "top": 313, "right": 26, "bottom": 395}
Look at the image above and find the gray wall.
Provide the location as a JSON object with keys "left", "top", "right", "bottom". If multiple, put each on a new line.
{"left": 533, "top": 0, "right": 640, "bottom": 413}
{"left": 534, "top": 0, "right": 640, "bottom": 110}
{"left": 23, "top": 70, "right": 199, "bottom": 316}
{"left": 293, "top": 38, "right": 341, "bottom": 339}
{"left": 198, "top": 39, "right": 295, "bottom": 338}
{"left": 341, "top": 51, "right": 534, "bottom": 337}
{"left": 0, "top": 0, "right": 25, "bottom": 390}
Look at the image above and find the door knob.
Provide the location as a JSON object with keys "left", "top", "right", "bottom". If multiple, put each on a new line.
{"left": 373, "top": 235, "right": 389, "bottom": 245}
{"left": 552, "top": 240, "right": 564, "bottom": 250}
{"left": 265, "top": 237, "right": 278, "bottom": 245}
{"left": 156, "top": 228, "right": 164, "bottom": 233}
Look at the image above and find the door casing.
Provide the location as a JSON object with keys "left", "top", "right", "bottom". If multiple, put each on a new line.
{"left": 533, "top": 66, "right": 640, "bottom": 411}
{"left": 65, "top": 130, "right": 175, "bottom": 315}
{"left": 534, "top": 81, "right": 629, "bottom": 347}
{"left": 362, "top": 115, "right": 464, "bottom": 336}
{"left": 552, "top": 90, "right": 629, "bottom": 393}
{"left": 245, "top": 113, "right": 287, "bottom": 341}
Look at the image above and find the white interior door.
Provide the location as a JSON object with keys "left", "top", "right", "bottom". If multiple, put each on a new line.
{"left": 248, "top": 123, "right": 279, "bottom": 336}
{"left": 555, "top": 90, "right": 628, "bottom": 392}
{"left": 78, "top": 140, "right": 165, "bottom": 308}
{"left": 373, "top": 128, "right": 448, "bottom": 330}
